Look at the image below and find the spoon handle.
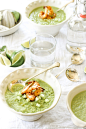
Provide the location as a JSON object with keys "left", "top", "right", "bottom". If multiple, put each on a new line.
{"left": 57, "top": 0, "right": 74, "bottom": 12}
{"left": 55, "top": 63, "right": 72, "bottom": 78}
{"left": 25, "top": 62, "right": 60, "bottom": 82}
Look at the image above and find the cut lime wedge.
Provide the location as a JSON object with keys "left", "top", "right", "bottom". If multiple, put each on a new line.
{"left": 0, "top": 56, "right": 5, "bottom": 65}
{"left": 21, "top": 41, "right": 30, "bottom": 49}
{"left": 10, "top": 51, "right": 18, "bottom": 62}
{"left": 11, "top": 56, "right": 24, "bottom": 67}
{"left": 84, "top": 66, "right": 86, "bottom": 73}
{"left": 6, "top": 49, "right": 13, "bottom": 60}
{"left": 0, "top": 54, "right": 11, "bottom": 66}
{"left": 30, "top": 37, "right": 36, "bottom": 45}
{"left": 11, "top": 50, "right": 24, "bottom": 62}
{"left": 8, "top": 83, "right": 24, "bottom": 92}
{"left": 11, "top": 51, "right": 25, "bottom": 67}
{"left": 12, "top": 51, "right": 23, "bottom": 64}
{"left": 21, "top": 37, "right": 36, "bottom": 49}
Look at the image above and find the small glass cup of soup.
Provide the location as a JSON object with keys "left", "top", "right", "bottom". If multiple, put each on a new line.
{"left": 29, "top": 33, "right": 56, "bottom": 68}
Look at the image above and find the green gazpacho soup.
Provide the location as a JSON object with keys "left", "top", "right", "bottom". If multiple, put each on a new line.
{"left": 71, "top": 91, "right": 86, "bottom": 122}
{"left": 5, "top": 78, "right": 54, "bottom": 113}
{"left": 29, "top": 6, "right": 66, "bottom": 25}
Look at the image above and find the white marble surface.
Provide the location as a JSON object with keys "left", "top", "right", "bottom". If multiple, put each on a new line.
{"left": 0, "top": 0, "right": 86, "bottom": 129}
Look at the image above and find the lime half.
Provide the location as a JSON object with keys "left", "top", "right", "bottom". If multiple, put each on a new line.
{"left": 11, "top": 51, "right": 25, "bottom": 67}
{"left": 8, "top": 83, "right": 24, "bottom": 92}
{"left": 21, "top": 37, "right": 36, "bottom": 49}
{"left": 84, "top": 66, "right": 86, "bottom": 73}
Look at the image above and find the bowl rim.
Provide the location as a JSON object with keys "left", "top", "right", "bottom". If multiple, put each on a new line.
{"left": 25, "top": 0, "right": 72, "bottom": 27}
{"left": 0, "top": 9, "right": 22, "bottom": 33}
{"left": 66, "top": 82, "right": 86, "bottom": 124}
{"left": 2, "top": 67, "right": 62, "bottom": 116}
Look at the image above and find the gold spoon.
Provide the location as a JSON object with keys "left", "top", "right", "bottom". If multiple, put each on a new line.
{"left": 55, "top": 53, "right": 85, "bottom": 78}
{"left": 66, "top": 68, "right": 85, "bottom": 82}
{"left": 9, "top": 62, "right": 60, "bottom": 87}
{"left": 57, "top": 0, "right": 74, "bottom": 12}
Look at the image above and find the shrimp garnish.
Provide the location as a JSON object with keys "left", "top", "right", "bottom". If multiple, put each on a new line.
{"left": 46, "top": 6, "right": 56, "bottom": 18}
{"left": 22, "top": 81, "right": 44, "bottom": 94}
{"left": 21, "top": 81, "right": 45, "bottom": 101}
{"left": 26, "top": 81, "right": 40, "bottom": 93}
{"left": 26, "top": 93, "right": 35, "bottom": 101}
{"left": 46, "top": 6, "right": 54, "bottom": 16}
{"left": 33, "top": 89, "right": 42, "bottom": 97}
{"left": 21, "top": 81, "right": 34, "bottom": 94}
{"left": 47, "top": 13, "right": 56, "bottom": 19}
{"left": 39, "top": 6, "right": 56, "bottom": 19}
{"left": 39, "top": 7, "right": 48, "bottom": 19}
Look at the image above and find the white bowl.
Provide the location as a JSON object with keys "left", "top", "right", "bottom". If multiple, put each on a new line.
{"left": 67, "top": 83, "right": 86, "bottom": 127}
{"left": 0, "top": 67, "right": 61, "bottom": 121}
{"left": 25, "top": 0, "right": 72, "bottom": 36}
{"left": 0, "top": 9, "right": 22, "bottom": 36}
{"left": 0, "top": 49, "right": 26, "bottom": 71}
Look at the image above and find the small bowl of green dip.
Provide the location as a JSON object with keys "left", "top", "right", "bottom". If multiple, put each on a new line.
{"left": 25, "top": 0, "right": 72, "bottom": 36}
{"left": 67, "top": 83, "right": 86, "bottom": 127}
{"left": 0, "top": 67, "right": 61, "bottom": 121}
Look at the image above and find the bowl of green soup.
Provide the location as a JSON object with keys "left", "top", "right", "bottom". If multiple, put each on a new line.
{"left": 0, "top": 67, "right": 61, "bottom": 121}
{"left": 25, "top": 0, "right": 72, "bottom": 36}
{"left": 67, "top": 83, "right": 86, "bottom": 127}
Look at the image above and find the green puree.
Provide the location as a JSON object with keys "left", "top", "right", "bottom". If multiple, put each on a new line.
{"left": 5, "top": 78, "right": 54, "bottom": 113}
{"left": 71, "top": 91, "right": 86, "bottom": 122}
{"left": 29, "top": 6, "right": 66, "bottom": 25}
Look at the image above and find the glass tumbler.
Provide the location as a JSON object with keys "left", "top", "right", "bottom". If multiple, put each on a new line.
{"left": 29, "top": 33, "right": 56, "bottom": 68}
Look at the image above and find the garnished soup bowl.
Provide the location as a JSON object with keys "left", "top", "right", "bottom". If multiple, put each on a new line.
{"left": 67, "top": 83, "right": 86, "bottom": 127}
{"left": 25, "top": 0, "right": 72, "bottom": 36}
{"left": 0, "top": 68, "right": 61, "bottom": 121}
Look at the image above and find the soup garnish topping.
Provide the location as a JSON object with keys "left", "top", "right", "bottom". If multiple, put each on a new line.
{"left": 21, "top": 81, "right": 45, "bottom": 101}
{"left": 39, "top": 6, "right": 56, "bottom": 19}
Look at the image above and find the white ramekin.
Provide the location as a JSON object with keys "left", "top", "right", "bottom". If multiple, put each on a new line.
{"left": 67, "top": 83, "right": 86, "bottom": 127}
